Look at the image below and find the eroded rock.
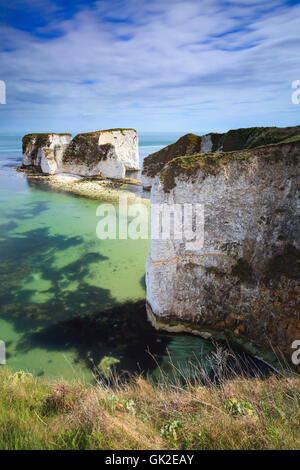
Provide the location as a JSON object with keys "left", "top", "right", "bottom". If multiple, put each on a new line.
{"left": 22, "top": 133, "right": 72, "bottom": 174}
{"left": 22, "top": 128, "right": 139, "bottom": 179}
{"left": 146, "top": 139, "right": 300, "bottom": 367}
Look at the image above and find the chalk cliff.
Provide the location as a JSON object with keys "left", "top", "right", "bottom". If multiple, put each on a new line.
{"left": 142, "top": 126, "right": 300, "bottom": 189}
{"left": 22, "top": 133, "right": 72, "bottom": 175}
{"left": 146, "top": 138, "right": 300, "bottom": 366}
{"left": 22, "top": 129, "right": 139, "bottom": 179}
{"left": 97, "top": 128, "right": 139, "bottom": 170}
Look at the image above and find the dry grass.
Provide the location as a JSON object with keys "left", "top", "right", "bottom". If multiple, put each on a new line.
{"left": 0, "top": 363, "right": 299, "bottom": 450}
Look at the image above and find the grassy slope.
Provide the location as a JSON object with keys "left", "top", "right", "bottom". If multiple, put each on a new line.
{"left": 0, "top": 367, "right": 299, "bottom": 450}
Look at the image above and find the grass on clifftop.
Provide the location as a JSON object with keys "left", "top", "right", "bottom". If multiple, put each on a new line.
{"left": 160, "top": 139, "right": 300, "bottom": 192}
{"left": 0, "top": 364, "right": 299, "bottom": 450}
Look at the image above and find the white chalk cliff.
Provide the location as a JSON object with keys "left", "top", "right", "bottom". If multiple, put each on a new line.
{"left": 146, "top": 138, "right": 300, "bottom": 366}
{"left": 22, "top": 134, "right": 72, "bottom": 174}
{"left": 98, "top": 129, "right": 139, "bottom": 170}
{"left": 22, "top": 129, "right": 139, "bottom": 179}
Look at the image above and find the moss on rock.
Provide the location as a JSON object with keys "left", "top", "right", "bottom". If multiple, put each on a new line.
{"left": 22, "top": 133, "right": 72, "bottom": 162}
{"left": 143, "top": 133, "right": 202, "bottom": 178}
{"left": 160, "top": 139, "right": 300, "bottom": 192}
{"left": 143, "top": 125, "right": 300, "bottom": 183}
{"left": 63, "top": 134, "right": 113, "bottom": 166}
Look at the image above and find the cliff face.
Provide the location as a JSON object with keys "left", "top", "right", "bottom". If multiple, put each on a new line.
{"left": 146, "top": 139, "right": 300, "bottom": 366}
{"left": 22, "top": 133, "right": 72, "bottom": 174}
{"left": 22, "top": 129, "right": 139, "bottom": 178}
{"left": 142, "top": 133, "right": 202, "bottom": 189}
{"left": 98, "top": 129, "right": 139, "bottom": 170}
{"left": 61, "top": 132, "right": 125, "bottom": 178}
{"left": 142, "top": 126, "right": 300, "bottom": 189}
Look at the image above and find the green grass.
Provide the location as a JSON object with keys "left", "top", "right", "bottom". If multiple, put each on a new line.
{"left": 0, "top": 365, "right": 299, "bottom": 450}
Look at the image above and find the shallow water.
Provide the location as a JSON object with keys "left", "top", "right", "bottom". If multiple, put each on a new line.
{"left": 0, "top": 133, "right": 268, "bottom": 383}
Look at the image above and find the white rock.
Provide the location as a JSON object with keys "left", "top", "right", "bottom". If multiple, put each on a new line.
{"left": 146, "top": 141, "right": 300, "bottom": 362}
{"left": 22, "top": 129, "right": 137, "bottom": 179}
{"left": 200, "top": 133, "right": 212, "bottom": 153}
{"left": 22, "top": 134, "right": 72, "bottom": 174}
{"left": 98, "top": 129, "right": 139, "bottom": 170}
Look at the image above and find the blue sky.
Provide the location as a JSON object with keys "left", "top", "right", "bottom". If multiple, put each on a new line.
{"left": 0, "top": 0, "right": 299, "bottom": 134}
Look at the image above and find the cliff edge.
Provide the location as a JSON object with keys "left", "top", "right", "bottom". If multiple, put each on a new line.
{"left": 142, "top": 125, "right": 300, "bottom": 189}
{"left": 146, "top": 137, "right": 300, "bottom": 367}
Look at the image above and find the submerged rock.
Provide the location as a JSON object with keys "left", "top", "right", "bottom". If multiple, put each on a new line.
{"left": 22, "top": 128, "right": 139, "bottom": 179}
{"left": 146, "top": 138, "right": 300, "bottom": 368}
{"left": 141, "top": 125, "right": 300, "bottom": 189}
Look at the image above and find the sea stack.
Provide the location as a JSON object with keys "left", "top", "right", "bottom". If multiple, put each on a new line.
{"left": 22, "top": 133, "right": 72, "bottom": 175}
{"left": 22, "top": 128, "right": 139, "bottom": 179}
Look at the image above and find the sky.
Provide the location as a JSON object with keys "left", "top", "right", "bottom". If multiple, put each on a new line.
{"left": 0, "top": 0, "right": 299, "bottom": 134}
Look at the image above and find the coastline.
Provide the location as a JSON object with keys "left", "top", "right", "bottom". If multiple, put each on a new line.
{"left": 146, "top": 303, "right": 284, "bottom": 373}
{"left": 16, "top": 166, "right": 149, "bottom": 203}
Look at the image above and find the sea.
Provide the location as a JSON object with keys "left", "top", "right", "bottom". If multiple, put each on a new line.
{"left": 0, "top": 132, "right": 268, "bottom": 383}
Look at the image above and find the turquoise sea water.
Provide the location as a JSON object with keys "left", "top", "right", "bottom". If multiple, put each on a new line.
{"left": 0, "top": 133, "right": 267, "bottom": 383}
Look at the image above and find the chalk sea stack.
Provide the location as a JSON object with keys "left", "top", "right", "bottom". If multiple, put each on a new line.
{"left": 22, "top": 128, "right": 139, "bottom": 179}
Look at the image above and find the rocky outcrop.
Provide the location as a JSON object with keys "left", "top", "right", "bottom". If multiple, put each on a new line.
{"left": 146, "top": 138, "right": 300, "bottom": 367}
{"left": 22, "top": 129, "right": 139, "bottom": 179}
{"left": 22, "top": 133, "right": 72, "bottom": 175}
{"left": 97, "top": 128, "right": 139, "bottom": 170}
{"left": 60, "top": 132, "right": 126, "bottom": 178}
{"left": 142, "top": 126, "right": 300, "bottom": 189}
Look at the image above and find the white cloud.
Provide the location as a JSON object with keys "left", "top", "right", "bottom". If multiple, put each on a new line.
{"left": 0, "top": 0, "right": 299, "bottom": 132}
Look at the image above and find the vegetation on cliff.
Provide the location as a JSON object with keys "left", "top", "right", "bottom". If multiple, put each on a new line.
{"left": 0, "top": 365, "right": 299, "bottom": 450}
{"left": 22, "top": 133, "right": 71, "bottom": 156}
{"left": 143, "top": 133, "right": 202, "bottom": 177}
{"left": 160, "top": 139, "right": 300, "bottom": 192}
{"left": 209, "top": 125, "right": 300, "bottom": 152}
{"left": 63, "top": 134, "right": 113, "bottom": 166}
{"left": 75, "top": 129, "right": 136, "bottom": 137}
{"left": 143, "top": 125, "right": 300, "bottom": 181}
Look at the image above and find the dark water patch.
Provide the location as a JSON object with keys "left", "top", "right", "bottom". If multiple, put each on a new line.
{"left": 0, "top": 221, "right": 18, "bottom": 234}
{"left": 139, "top": 274, "right": 146, "bottom": 291}
{"left": 15, "top": 301, "right": 171, "bottom": 378}
{"left": 57, "top": 252, "right": 107, "bottom": 283}
{"left": 1, "top": 201, "right": 50, "bottom": 221}
{"left": 0, "top": 227, "right": 82, "bottom": 264}
{"left": 0, "top": 227, "right": 114, "bottom": 329}
{"left": 2, "top": 161, "right": 21, "bottom": 168}
{"left": 192, "top": 344, "right": 273, "bottom": 387}
{"left": 14, "top": 300, "right": 273, "bottom": 385}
